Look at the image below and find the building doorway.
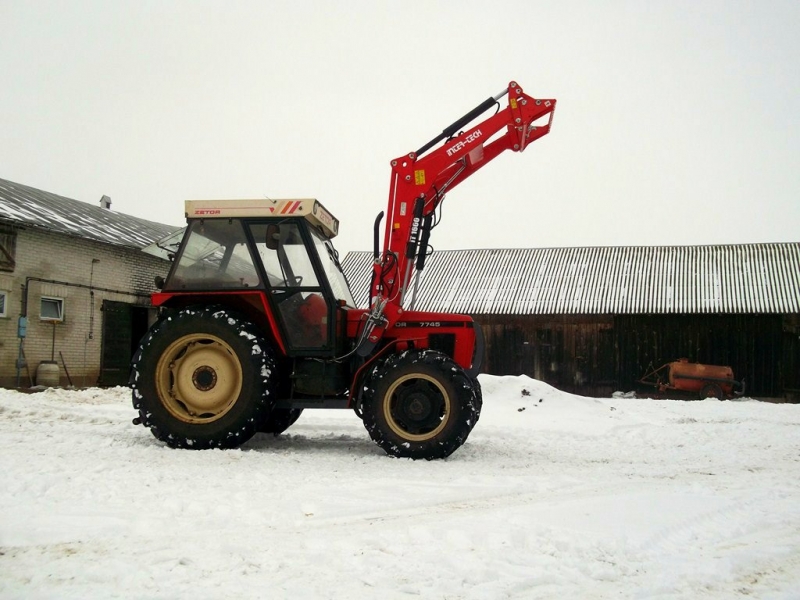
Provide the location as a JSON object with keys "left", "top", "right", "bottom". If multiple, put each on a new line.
{"left": 99, "top": 300, "right": 151, "bottom": 386}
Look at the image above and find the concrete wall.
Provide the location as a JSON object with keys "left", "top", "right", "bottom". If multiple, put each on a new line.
{"left": 0, "top": 227, "right": 171, "bottom": 388}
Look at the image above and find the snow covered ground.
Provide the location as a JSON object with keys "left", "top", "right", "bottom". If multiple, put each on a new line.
{"left": 1, "top": 376, "right": 799, "bottom": 599}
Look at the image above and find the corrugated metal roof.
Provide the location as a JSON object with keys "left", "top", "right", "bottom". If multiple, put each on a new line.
{"left": 341, "top": 244, "right": 800, "bottom": 315}
{"left": 0, "top": 177, "right": 179, "bottom": 250}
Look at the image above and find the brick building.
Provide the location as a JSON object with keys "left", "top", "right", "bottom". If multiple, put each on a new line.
{"left": 0, "top": 178, "right": 179, "bottom": 387}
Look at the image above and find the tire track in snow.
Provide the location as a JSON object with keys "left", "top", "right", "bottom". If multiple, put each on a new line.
{"left": 729, "top": 541, "right": 800, "bottom": 597}
{"left": 278, "top": 479, "right": 669, "bottom": 533}
{"left": 0, "top": 394, "right": 131, "bottom": 430}
{"left": 629, "top": 490, "right": 800, "bottom": 596}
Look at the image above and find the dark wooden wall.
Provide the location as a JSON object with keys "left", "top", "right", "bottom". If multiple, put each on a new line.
{"left": 473, "top": 313, "right": 798, "bottom": 399}
{"left": 782, "top": 315, "right": 800, "bottom": 401}
{"left": 615, "top": 314, "right": 783, "bottom": 397}
{"left": 473, "top": 315, "right": 616, "bottom": 396}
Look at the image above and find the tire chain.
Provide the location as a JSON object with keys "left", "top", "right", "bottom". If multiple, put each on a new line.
{"left": 130, "top": 305, "right": 277, "bottom": 449}
{"left": 362, "top": 349, "right": 481, "bottom": 459}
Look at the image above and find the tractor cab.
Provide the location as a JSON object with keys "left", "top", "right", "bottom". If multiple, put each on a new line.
{"left": 158, "top": 199, "right": 355, "bottom": 360}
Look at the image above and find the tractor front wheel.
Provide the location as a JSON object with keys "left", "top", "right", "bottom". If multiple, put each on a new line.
{"left": 130, "top": 305, "right": 277, "bottom": 449}
{"left": 470, "top": 377, "right": 483, "bottom": 423}
{"left": 361, "top": 350, "right": 479, "bottom": 460}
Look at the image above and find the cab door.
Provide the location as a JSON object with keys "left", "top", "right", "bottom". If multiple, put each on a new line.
{"left": 248, "top": 221, "right": 333, "bottom": 354}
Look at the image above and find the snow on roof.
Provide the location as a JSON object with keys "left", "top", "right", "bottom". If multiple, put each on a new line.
{"left": 341, "top": 243, "right": 800, "bottom": 315}
{"left": 0, "top": 178, "right": 180, "bottom": 250}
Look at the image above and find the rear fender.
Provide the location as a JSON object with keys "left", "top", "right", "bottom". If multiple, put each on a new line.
{"left": 150, "top": 290, "right": 287, "bottom": 355}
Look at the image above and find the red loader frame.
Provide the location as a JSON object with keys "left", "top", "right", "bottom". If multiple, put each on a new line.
{"left": 358, "top": 81, "right": 556, "bottom": 356}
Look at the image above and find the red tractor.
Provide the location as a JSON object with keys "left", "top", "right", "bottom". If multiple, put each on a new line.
{"left": 130, "top": 81, "right": 556, "bottom": 459}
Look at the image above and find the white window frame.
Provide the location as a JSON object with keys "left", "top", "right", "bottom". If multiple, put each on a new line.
{"left": 0, "top": 291, "right": 7, "bottom": 317}
{"left": 40, "top": 296, "right": 64, "bottom": 322}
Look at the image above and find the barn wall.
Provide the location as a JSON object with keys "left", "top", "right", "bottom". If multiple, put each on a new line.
{"left": 615, "top": 314, "right": 783, "bottom": 397}
{"left": 474, "top": 313, "right": 794, "bottom": 399}
{"left": 0, "top": 228, "right": 169, "bottom": 388}
{"left": 781, "top": 314, "right": 800, "bottom": 402}
{"left": 473, "top": 315, "right": 616, "bottom": 396}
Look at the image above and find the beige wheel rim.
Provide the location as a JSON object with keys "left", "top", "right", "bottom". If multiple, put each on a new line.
{"left": 383, "top": 373, "right": 451, "bottom": 442}
{"left": 155, "top": 333, "right": 243, "bottom": 424}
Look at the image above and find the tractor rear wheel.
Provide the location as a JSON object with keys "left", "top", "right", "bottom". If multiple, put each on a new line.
{"left": 260, "top": 408, "right": 304, "bottom": 435}
{"left": 131, "top": 305, "right": 277, "bottom": 449}
{"left": 361, "top": 350, "right": 479, "bottom": 460}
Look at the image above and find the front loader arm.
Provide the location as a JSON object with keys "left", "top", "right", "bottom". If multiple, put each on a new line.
{"left": 357, "top": 81, "right": 556, "bottom": 356}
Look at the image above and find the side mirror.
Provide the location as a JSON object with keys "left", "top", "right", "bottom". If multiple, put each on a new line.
{"left": 154, "top": 275, "right": 165, "bottom": 289}
{"left": 265, "top": 225, "right": 280, "bottom": 250}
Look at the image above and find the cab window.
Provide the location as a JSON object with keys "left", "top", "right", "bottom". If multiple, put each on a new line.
{"left": 165, "top": 220, "right": 260, "bottom": 290}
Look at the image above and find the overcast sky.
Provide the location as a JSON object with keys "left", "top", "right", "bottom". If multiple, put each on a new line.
{"left": 1, "top": 1, "right": 798, "bottom": 254}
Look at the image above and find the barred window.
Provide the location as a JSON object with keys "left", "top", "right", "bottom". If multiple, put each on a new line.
{"left": 0, "top": 291, "right": 7, "bottom": 317}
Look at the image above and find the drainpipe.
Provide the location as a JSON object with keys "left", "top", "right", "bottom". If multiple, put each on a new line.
{"left": 89, "top": 259, "right": 100, "bottom": 340}
{"left": 15, "top": 316, "right": 28, "bottom": 388}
